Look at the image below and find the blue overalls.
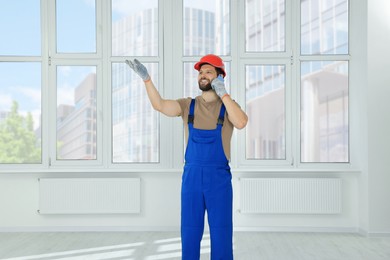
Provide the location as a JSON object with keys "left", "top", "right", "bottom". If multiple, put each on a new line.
{"left": 181, "top": 99, "right": 233, "bottom": 260}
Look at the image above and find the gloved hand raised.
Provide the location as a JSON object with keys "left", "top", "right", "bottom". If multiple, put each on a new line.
{"left": 211, "top": 75, "right": 228, "bottom": 99}
{"left": 125, "top": 59, "right": 151, "bottom": 82}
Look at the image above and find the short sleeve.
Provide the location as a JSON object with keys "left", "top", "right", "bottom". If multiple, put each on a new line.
{"left": 177, "top": 97, "right": 192, "bottom": 118}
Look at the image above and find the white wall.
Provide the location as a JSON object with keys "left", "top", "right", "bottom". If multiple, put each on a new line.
{"left": 0, "top": 173, "right": 182, "bottom": 231}
{"left": 0, "top": 171, "right": 360, "bottom": 232}
{"left": 366, "top": 0, "right": 390, "bottom": 235}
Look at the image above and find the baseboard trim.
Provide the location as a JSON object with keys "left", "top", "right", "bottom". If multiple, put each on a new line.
{"left": 234, "top": 226, "right": 359, "bottom": 233}
{"left": 357, "top": 228, "right": 390, "bottom": 237}
{"left": 366, "top": 232, "right": 390, "bottom": 237}
{"left": 358, "top": 228, "right": 368, "bottom": 237}
{"left": 1, "top": 226, "right": 360, "bottom": 233}
{"left": 0, "top": 226, "right": 180, "bottom": 233}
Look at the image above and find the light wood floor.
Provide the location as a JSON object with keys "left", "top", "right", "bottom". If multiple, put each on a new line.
{"left": 0, "top": 231, "right": 390, "bottom": 260}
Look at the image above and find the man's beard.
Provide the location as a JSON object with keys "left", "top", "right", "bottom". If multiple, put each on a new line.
{"left": 198, "top": 80, "right": 212, "bottom": 92}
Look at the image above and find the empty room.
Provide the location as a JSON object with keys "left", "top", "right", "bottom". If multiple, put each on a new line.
{"left": 1, "top": 0, "right": 390, "bottom": 259}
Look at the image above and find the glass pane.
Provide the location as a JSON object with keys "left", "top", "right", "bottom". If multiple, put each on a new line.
{"left": 246, "top": 65, "right": 285, "bottom": 160}
{"left": 112, "top": 0, "right": 158, "bottom": 56}
{"left": 183, "top": 0, "right": 230, "bottom": 56}
{"left": 56, "top": 66, "right": 97, "bottom": 160}
{"left": 245, "top": 0, "right": 285, "bottom": 52}
{"left": 301, "top": 61, "right": 349, "bottom": 162}
{"left": 56, "top": 0, "right": 96, "bottom": 53}
{"left": 0, "top": 62, "right": 41, "bottom": 163}
{"left": 0, "top": 0, "right": 41, "bottom": 55}
{"left": 183, "top": 62, "right": 231, "bottom": 98}
{"left": 112, "top": 62, "right": 159, "bottom": 163}
{"left": 301, "top": 0, "right": 349, "bottom": 55}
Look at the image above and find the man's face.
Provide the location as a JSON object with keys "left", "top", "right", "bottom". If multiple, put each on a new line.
{"left": 198, "top": 64, "right": 217, "bottom": 92}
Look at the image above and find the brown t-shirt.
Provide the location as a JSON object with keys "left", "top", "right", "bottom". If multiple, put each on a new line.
{"left": 177, "top": 96, "right": 235, "bottom": 161}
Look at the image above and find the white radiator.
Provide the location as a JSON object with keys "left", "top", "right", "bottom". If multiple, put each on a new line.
{"left": 239, "top": 178, "right": 341, "bottom": 214}
{"left": 38, "top": 178, "right": 141, "bottom": 214}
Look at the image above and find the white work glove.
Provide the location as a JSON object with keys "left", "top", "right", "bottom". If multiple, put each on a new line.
{"left": 125, "top": 59, "right": 151, "bottom": 82}
{"left": 211, "top": 75, "right": 228, "bottom": 99}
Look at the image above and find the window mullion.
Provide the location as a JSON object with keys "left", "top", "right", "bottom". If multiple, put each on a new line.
{"left": 163, "top": 0, "right": 184, "bottom": 169}
{"left": 101, "top": 0, "right": 111, "bottom": 168}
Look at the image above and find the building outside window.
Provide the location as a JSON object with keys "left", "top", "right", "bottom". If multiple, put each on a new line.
{"left": 0, "top": 0, "right": 350, "bottom": 169}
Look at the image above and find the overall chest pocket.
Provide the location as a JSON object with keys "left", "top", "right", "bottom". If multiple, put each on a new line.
{"left": 191, "top": 135, "right": 216, "bottom": 144}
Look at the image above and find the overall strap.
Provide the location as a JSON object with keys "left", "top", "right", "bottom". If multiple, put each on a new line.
{"left": 188, "top": 99, "right": 195, "bottom": 124}
{"left": 217, "top": 103, "right": 226, "bottom": 125}
{"left": 188, "top": 98, "right": 226, "bottom": 126}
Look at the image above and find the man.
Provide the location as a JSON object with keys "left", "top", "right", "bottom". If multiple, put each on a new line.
{"left": 126, "top": 54, "right": 248, "bottom": 259}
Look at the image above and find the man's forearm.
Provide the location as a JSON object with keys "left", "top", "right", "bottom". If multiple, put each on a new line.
{"left": 144, "top": 80, "right": 182, "bottom": 117}
{"left": 144, "top": 79, "right": 164, "bottom": 111}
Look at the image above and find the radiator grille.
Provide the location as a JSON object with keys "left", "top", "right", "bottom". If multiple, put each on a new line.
{"left": 240, "top": 178, "right": 341, "bottom": 214}
{"left": 39, "top": 178, "right": 140, "bottom": 214}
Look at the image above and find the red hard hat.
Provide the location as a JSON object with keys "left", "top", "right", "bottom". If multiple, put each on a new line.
{"left": 194, "top": 54, "right": 226, "bottom": 78}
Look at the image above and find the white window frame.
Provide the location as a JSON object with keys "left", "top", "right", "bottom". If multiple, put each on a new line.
{"left": 296, "top": 57, "right": 351, "bottom": 171}
{"left": 235, "top": 0, "right": 294, "bottom": 169}
{"left": 237, "top": 59, "right": 293, "bottom": 168}
{"left": 0, "top": 0, "right": 46, "bottom": 171}
{"left": 47, "top": 0, "right": 103, "bottom": 168}
{"left": 48, "top": 60, "right": 103, "bottom": 168}
{"left": 106, "top": 0, "right": 168, "bottom": 170}
{"left": 296, "top": 0, "right": 354, "bottom": 170}
{"left": 0, "top": 0, "right": 362, "bottom": 173}
{"left": 234, "top": 0, "right": 357, "bottom": 171}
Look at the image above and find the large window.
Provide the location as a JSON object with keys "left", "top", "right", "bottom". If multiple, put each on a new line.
{"left": 0, "top": 0, "right": 41, "bottom": 56}
{"left": 300, "top": 61, "right": 349, "bottom": 163}
{"left": 0, "top": 0, "right": 351, "bottom": 170}
{"left": 244, "top": 0, "right": 288, "bottom": 163}
{"left": 300, "top": 0, "right": 349, "bottom": 163}
{"left": 0, "top": 63, "right": 42, "bottom": 164}
{"left": 183, "top": 0, "right": 230, "bottom": 56}
{"left": 245, "top": 0, "right": 285, "bottom": 52}
{"left": 111, "top": 0, "right": 158, "bottom": 56}
{"left": 111, "top": 0, "right": 160, "bottom": 163}
{"left": 0, "top": 0, "right": 41, "bottom": 164}
{"left": 56, "top": 66, "right": 97, "bottom": 160}
{"left": 56, "top": 0, "right": 97, "bottom": 53}
{"left": 301, "top": 0, "right": 348, "bottom": 55}
{"left": 50, "top": 0, "right": 100, "bottom": 166}
{"left": 182, "top": 0, "right": 231, "bottom": 95}
{"left": 246, "top": 65, "right": 286, "bottom": 160}
{"left": 112, "top": 63, "right": 159, "bottom": 163}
